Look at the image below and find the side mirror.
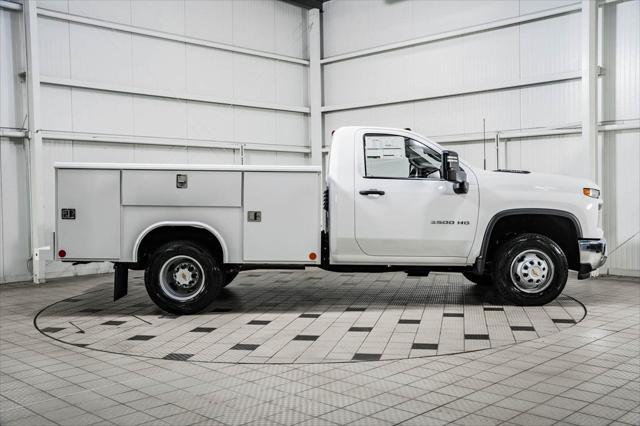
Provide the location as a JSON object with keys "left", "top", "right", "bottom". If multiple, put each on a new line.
{"left": 440, "top": 150, "right": 469, "bottom": 194}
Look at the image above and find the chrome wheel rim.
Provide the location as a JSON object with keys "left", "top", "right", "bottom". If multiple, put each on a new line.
{"left": 510, "top": 249, "right": 554, "bottom": 293}
{"left": 159, "top": 255, "right": 205, "bottom": 302}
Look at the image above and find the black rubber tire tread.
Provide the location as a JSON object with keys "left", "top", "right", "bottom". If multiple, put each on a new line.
{"left": 492, "top": 233, "right": 568, "bottom": 306}
{"left": 462, "top": 272, "right": 493, "bottom": 286}
{"left": 144, "top": 240, "right": 222, "bottom": 314}
{"left": 222, "top": 270, "right": 239, "bottom": 287}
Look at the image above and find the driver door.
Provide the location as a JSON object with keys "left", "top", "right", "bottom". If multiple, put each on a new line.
{"left": 354, "top": 133, "right": 478, "bottom": 259}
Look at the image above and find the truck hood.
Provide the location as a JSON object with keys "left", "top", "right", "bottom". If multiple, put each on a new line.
{"left": 469, "top": 168, "right": 599, "bottom": 194}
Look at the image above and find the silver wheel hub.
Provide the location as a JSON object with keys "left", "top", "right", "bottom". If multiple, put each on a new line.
{"left": 510, "top": 249, "right": 554, "bottom": 293}
{"left": 173, "top": 263, "right": 199, "bottom": 289}
{"left": 159, "top": 256, "right": 206, "bottom": 302}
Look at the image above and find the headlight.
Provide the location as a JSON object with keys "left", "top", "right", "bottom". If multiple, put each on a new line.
{"left": 583, "top": 188, "right": 600, "bottom": 198}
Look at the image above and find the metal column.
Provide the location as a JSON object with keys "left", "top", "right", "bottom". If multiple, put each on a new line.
{"left": 23, "top": 0, "right": 46, "bottom": 283}
{"left": 581, "top": 0, "right": 598, "bottom": 182}
{"left": 308, "top": 8, "right": 322, "bottom": 166}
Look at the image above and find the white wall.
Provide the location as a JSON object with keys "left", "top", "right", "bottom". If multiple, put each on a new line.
{"left": 0, "top": 0, "right": 311, "bottom": 283}
{"left": 321, "top": 0, "right": 639, "bottom": 276}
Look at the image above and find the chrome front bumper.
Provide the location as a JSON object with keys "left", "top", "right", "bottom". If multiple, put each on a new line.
{"left": 578, "top": 239, "right": 607, "bottom": 277}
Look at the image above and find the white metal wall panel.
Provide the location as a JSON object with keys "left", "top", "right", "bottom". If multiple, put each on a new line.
{"left": 368, "top": 50, "right": 411, "bottom": 105}
{"left": 233, "top": 54, "right": 277, "bottom": 104}
{"left": 322, "top": 0, "right": 520, "bottom": 58}
{"left": 40, "top": 86, "right": 72, "bottom": 131}
{"left": 462, "top": 26, "right": 519, "bottom": 89}
{"left": 184, "top": 0, "right": 233, "bottom": 45}
{"left": 186, "top": 147, "right": 236, "bottom": 165}
{"left": 520, "top": 80, "right": 581, "bottom": 128}
{"left": 70, "top": 22, "right": 133, "bottom": 85}
{"left": 72, "top": 89, "right": 134, "bottom": 135}
{"left": 411, "top": 0, "right": 519, "bottom": 41}
{"left": 68, "top": 0, "right": 132, "bottom": 25}
{"left": 276, "top": 111, "right": 309, "bottom": 147}
{"left": 276, "top": 61, "right": 308, "bottom": 107}
{"left": 133, "top": 97, "right": 188, "bottom": 139}
{"left": 132, "top": 35, "right": 186, "bottom": 93}
{"left": 325, "top": 24, "right": 525, "bottom": 107}
{"left": 505, "top": 135, "right": 589, "bottom": 178}
{"left": 131, "top": 0, "right": 185, "bottom": 35}
{"left": 244, "top": 151, "right": 278, "bottom": 165}
{"left": 38, "top": 17, "right": 70, "bottom": 79}
{"left": 37, "top": 0, "right": 68, "bottom": 13}
{"left": 520, "top": 13, "right": 581, "bottom": 79}
{"left": 0, "top": 8, "right": 25, "bottom": 129}
{"left": 185, "top": 46, "right": 234, "bottom": 99}
{"left": 186, "top": 103, "right": 235, "bottom": 142}
{"left": 275, "top": 0, "right": 308, "bottom": 59}
{"left": 602, "top": 130, "right": 640, "bottom": 275}
{"left": 368, "top": 0, "right": 413, "bottom": 50}
{"left": 413, "top": 97, "right": 465, "bottom": 137}
{"left": 601, "top": 0, "right": 640, "bottom": 122}
{"left": 133, "top": 145, "right": 189, "bottom": 164}
{"left": 0, "top": 139, "right": 31, "bottom": 284}
{"left": 233, "top": 0, "right": 275, "bottom": 54}
{"left": 234, "top": 108, "right": 276, "bottom": 145}
{"left": 71, "top": 141, "right": 134, "bottom": 163}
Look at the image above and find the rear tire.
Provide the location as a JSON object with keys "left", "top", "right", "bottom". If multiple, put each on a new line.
{"left": 144, "top": 241, "right": 222, "bottom": 314}
{"left": 492, "top": 233, "right": 568, "bottom": 306}
{"left": 462, "top": 272, "right": 493, "bottom": 286}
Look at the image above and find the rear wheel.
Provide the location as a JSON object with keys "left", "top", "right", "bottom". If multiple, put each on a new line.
{"left": 462, "top": 272, "right": 493, "bottom": 286}
{"left": 492, "top": 233, "right": 568, "bottom": 306}
{"left": 144, "top": 241, "right": 222, "bottom": 314}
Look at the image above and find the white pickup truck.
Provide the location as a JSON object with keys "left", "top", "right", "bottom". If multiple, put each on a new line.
{"left": 54, "top": 126, "right": 606, "bottom": 314}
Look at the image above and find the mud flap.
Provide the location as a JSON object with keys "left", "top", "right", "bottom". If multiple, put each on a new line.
{"left": 114, "top": 263, "right": 128, "bottom": 301}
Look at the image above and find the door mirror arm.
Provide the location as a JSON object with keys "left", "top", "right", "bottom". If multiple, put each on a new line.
{"left": 440, "top": 150, "right": 469, "bottom": 194}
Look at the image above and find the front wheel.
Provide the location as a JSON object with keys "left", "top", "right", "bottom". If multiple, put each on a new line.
{"left": 144, "top": 241, "right": 222, "bottom": 314}
{"left": 492, "top": 233, "right": 568, "bottom": 306}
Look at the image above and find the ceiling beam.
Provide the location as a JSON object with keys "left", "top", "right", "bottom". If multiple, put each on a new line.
{"left": 282, "top": 0, "right": 324, "bottom": 10}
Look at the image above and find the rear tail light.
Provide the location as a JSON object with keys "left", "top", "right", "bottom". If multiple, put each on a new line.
{"left": 58, "top": 249, "right": 66, "bottom": 258}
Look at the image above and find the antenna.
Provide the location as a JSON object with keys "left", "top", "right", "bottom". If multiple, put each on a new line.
{"left": 483, "top": 118, "right": 486, "bottom": 170}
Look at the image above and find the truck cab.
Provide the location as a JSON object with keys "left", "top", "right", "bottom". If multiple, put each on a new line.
{"left": 54, "top": 126, "right": 607, "bottom": 314}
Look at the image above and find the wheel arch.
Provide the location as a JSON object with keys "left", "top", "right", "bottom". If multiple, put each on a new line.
{"left": 132, "top": 221, "right": 229, "bottom": 265}
{"left": 476, "top": 209, "right": 582, "bottom": 274}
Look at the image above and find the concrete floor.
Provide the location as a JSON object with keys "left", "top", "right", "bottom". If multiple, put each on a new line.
{"left": 1, "top": 271, "right": 639, "bottom": 426}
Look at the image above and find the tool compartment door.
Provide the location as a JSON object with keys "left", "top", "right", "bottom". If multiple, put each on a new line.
{"left": 56, "top": 169, "right": 121, "bottom": 259}
{"left": 243, "top": 172, "right": 321, "bottom": 263}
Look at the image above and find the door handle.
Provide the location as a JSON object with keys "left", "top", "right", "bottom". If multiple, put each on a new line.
{"left": 359, "top": 189, "right": 385, "bottom": 196}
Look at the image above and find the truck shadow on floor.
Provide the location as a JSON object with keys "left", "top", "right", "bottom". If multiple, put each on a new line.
{"left": 44, "top": 277, "right": 520, "bottom": 318}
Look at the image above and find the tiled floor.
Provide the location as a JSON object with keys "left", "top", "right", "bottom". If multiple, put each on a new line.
{"left": 34, "top": 271, "right": 586, "bottom": 364}
{"left": 1, "top": 270, "right": 639, "bottom": 426}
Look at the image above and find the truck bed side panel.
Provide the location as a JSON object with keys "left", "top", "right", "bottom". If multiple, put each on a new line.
{"left": 243, "top": 172, "right": 321, "bottom": 263}
{"left": 56, "top": 169, "right": 121, "bottom": 260}
{"left": 121, "top": 170, "right": 241, "bottom": 207}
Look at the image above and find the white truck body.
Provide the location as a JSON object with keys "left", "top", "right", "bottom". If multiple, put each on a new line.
{"left": 54, "top": 126, "right": 607, "bottom": 313}
{"left": 56, "top": 164, "right": 322, "bottom": 265}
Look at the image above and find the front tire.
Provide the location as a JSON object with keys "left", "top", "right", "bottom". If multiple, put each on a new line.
{"left": 145, "top": 241, "right": 222, "bottom": 314}
{"left": 492, "top": 233, "right": 568, "bottom": 306}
